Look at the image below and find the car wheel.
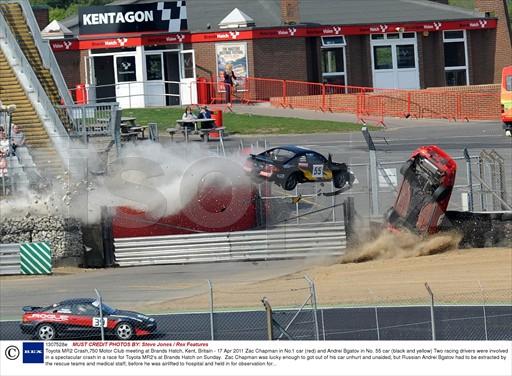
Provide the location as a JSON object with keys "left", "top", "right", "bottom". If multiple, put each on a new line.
{"left": 400, "top": 159, "right": 415, "bottom": 179}
{"left": 115, "top": 322, "right": 134, "bottom": 340}
{"left": 36, "top": 323, "right": 56, "bottom": 340}
{"left": 284, "top": 173, "right": 300, "bottom": 191}
{"left": 333, "top": 172, "right": 348, "bottom": 189}
{"left": 385, "top": 207, "right": 400, "bottom": 225}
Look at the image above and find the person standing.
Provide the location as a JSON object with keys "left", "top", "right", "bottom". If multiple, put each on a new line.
{"left": 223, "top": 63, "right": 237, "bottom": 107}
{"left": 11, "top": 124, "right": 25, "bottom": 155}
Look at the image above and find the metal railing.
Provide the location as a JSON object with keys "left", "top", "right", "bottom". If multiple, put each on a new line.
{"left": 72, "top": 77, "right": 500, "bottom": 122}
{"left": 113, "top": 222, "right": 346, "bottom": 267}
{"left": 7, "top": 0, "right": 74, "bottom": 106}
{"left": 0, "top": 10, "right": 71, "bottom": 171}
{"left": 0, "top": 243, "right": 20, "bottom": 275}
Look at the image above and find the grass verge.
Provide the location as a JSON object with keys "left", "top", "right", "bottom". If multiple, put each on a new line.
{"left": 122, "top": 107, "right": 366, "bottom": 135}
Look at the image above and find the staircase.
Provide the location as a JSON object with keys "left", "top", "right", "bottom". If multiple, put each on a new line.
{"left": 0, "top": 2, "right": 71, "bottom": 128}
{"left": 0, "top": 49, "right": 63, "bottom": 176}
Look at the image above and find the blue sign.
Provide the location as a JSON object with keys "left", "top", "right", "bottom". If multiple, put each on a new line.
{"left": 23, "top": 342, "right": 44, "bottom": 364}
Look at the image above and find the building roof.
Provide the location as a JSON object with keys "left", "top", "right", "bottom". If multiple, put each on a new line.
{"left": 62, "top": 0, "right": 484, "bottom": 35}
{"left": 42, "top": 20, "right": 74, "bottom": 39}
{"left": 219, "top": 8, "right": 255, "bottom": 29}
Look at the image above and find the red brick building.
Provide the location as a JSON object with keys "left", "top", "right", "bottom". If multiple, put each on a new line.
{"left": 45, "top": 0, "right": 511, "bottom": 108}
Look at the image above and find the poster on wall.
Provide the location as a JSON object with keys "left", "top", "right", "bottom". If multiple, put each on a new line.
{"left": 215, "top": 42, "right": 248, "bottom": 90}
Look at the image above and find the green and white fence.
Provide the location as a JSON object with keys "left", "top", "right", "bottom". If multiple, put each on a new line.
{"left": 0, "top": 242, "right": 52, "bottom": 275}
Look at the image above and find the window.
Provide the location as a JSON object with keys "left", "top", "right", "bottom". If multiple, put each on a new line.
{"left": 181, "top": 52, "right": 194, "bottom": 79}
{"left": 321, "top": 36, "right": 346, "bottom": 86}
{"left": 374, "top": 46, "right": 393, "bottom": 70}
{"left": 371, "top": 34, "right": 384, "bottom": 40}
{"left": 116, "top": 56, "right": 136, "bottom": 82}
{"left": 396, "top": 45, "right": 415, "bottom": 69}
{"left": 146, "top": 54, "right": 162, "bottom": 81}
{"left": 507, "top": 75, "right": 512, "bottom": 91}
{"left": 443, "top": 30, "right": 468, "bottom": 86}
{"left": 306, "top": 153, "right": 326, "bottom": 164}
{"left": 73, "top": 303, "right": 98, "bottom": 316}
{"left": 321, "top": 36, "right": 345, "bottom": 46}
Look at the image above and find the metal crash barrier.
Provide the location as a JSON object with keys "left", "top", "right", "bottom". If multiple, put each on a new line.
{"left": 0, "top": 242, "right": 52, "bottom": 275}
{"left": 113, "top": 222, "right": 346, "bottom": 267}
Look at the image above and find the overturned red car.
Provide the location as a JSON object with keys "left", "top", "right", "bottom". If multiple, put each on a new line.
{"left": 386, "top": 145, "right": 457, "bottom": 234}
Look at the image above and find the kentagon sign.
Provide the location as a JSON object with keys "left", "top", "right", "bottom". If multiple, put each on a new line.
{"left": 78, "top": 1, "right": 188, "bottom": 36}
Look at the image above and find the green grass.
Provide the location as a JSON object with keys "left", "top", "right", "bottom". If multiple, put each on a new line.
{"left": 122, "top": 107, "right": 366, "bottom": 135}
{"left": 448, "top": 0, "right": 475, "bottom": 10}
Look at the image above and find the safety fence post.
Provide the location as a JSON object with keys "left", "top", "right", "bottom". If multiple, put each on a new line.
{"left": 425, "top": 282, "right": 436, "bottom": 341}
{"left": 321, "top": 83, "right": 326, "bottom": 112}
{"left": 407, "top": 91, "right": 411, "bottom": 117}
{"left": 305, "top": 275, "right": 320, "bottom": 341}
{"left": 281, "top": 80, "right": 288, "bottom": 107}
{"left": 94, "top": 289, "right": 105, "bottom": 341}
{"left": 478, "top": 281, "right": 488, "bottom": 341}
{"left": 261, "top": 297, "right": 274, "bottom": 340}
{"left": 368, "top": 289, "right": 380, "bottom": 340}
{"left": 463, "top": 148, "right": 474, "bottom": 212}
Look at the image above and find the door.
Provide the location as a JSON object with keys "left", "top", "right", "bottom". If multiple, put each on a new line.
{"left": 371, "top": 33, "right": 419, "bottom": 89}
{"left": 93, "top": 56, "right": 116, "bottom": 103}
{"left": 163, "top": 51, "right": 180, "bottom": 106}
{"left": 115, "top": 55, "right": 142, "bottom": 109}
{"left": 144, "top": 53, "right": 165, "bottom": 107}
{"left": 179, "top": 49, "right": 197, "bottom": 105}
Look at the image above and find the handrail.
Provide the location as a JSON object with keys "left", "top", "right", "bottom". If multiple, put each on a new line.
{"left": 7, "top": 0, "right": 74, "bottom": 107}
{"left": 0, "top": 9, "right": 71, "bottom": 168}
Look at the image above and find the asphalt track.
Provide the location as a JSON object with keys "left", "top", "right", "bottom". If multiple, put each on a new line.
{"left": 1, "top": 116, "right": 511, "bottom": 336}
{"left": 1, "top": 305, "right": 511, "bottom": 341}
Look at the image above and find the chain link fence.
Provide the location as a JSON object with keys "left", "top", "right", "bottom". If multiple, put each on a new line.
{"left": 1, "top": 278, "right": 510, "bottom": 341}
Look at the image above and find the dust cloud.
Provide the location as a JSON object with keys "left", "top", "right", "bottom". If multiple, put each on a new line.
{"left": 340, "top": 230, "right": 463, "bottom": 264}
{"left": 0, "top": 141, "right": 251, "bottom": 224}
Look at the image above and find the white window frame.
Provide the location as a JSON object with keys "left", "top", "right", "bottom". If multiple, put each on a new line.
{"left": 370, "top": 33, "right": 419, "bottom": 71}
{"left": 320, "top": 36, "right": 347, "bottom": 86}
{"left": 443, "top": 29, "right": 469, "bottom": 86}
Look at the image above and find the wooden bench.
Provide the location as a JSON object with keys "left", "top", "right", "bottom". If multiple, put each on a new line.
{"left": 121, "top": 132, "right": 139, "bottom": 142}
{"left": 166, "top": 127, "right": 179, "bottom": 142}
{"left": 198, "top": 127, "right": 225, "bottom": 143}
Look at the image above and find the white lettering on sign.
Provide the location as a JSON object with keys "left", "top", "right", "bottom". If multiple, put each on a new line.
{"left": 83, "top": 10, "right": 153, "bottom": 25}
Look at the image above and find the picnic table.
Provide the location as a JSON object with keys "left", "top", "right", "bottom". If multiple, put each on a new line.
{"left": 175, "top": 118, "right": 216, "bottom": 142}
{"left": 120, "top": 117, "right": 148, "bottom": 140}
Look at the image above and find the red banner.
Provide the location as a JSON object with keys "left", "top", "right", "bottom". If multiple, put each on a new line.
{"left": 51, "top": 18, "right": 497, "bottom": 51}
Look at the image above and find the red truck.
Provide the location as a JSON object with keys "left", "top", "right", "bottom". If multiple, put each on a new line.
{"left": 501, "top": 65, "right": 512, "bottom": 137}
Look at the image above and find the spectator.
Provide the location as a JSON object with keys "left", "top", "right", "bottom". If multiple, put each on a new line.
{"left": 0, "top": 150, "right": 7, "bottom": 178}
{"left": 197, "top": 105, "right": 214, "bottom": 129}
{"left": 181, "top": 106, "right": 196, "bottom": 132}
{"left": 223, "top": 63, "right": 237, "bottom": 107}
{"left": 0, "top": 128, "right": 9, "bottom": 155}
{"left": 11, "top": 124, "right": 25, "bottom": 155}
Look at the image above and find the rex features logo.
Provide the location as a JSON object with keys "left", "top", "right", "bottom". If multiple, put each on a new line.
{"left": 23, "top": 342, "right": 44, "bottom": 364}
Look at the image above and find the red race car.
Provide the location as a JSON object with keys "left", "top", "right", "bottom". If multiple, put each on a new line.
{"left": 20, "top": 298, "right": 157, "bottom": 340}
{"left": 386, "top": 145, "right": 457, "bottom": 234}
